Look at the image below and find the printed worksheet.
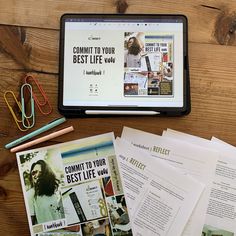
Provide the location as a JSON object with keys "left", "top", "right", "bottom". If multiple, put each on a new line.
{"left": 163, "top": 128, "right": 236, "bottom": 236}
{"left": 121, "top": 127, "right": 219, "bottom": 236}
{"left": 115, "top": 138, "right": 204, "bottom": 236}
{"left": 212, "top": 136, "right": 236, "bottom": 152}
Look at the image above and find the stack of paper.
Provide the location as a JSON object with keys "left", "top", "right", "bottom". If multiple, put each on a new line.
{"left": 15, "top": 128, "right": 236, "bottom": 236}
{"left": 115, "top": 127, "right": 236, "bottom": 236}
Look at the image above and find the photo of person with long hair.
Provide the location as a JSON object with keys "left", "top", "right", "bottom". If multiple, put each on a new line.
{"left": 124, "top": 35, "right": 143, "bottom": 68}
{"left": 27, "top": 159, "right": 65, "bottom": 225}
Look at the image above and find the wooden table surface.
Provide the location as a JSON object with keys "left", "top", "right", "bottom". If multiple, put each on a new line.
{"left": 1, "top": 0, "right": 236, "bottom": 235}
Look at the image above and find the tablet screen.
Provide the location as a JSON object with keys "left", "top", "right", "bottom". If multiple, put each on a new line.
{"left": 61, "top": 15, "right": 187, "bottom": 110}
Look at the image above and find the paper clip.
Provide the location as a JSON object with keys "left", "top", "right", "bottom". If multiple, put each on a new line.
{"left": 4, "top": 91, "right": 31, "bottom": 132}
{"left": 24, "top": 75, "right": 53, "bottom": 115}
{"left": 21, "top": 83, "right": 35, "bottom": 129}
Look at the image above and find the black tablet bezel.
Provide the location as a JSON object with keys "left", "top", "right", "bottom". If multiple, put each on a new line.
{"left": 59, "top": 14, "right": 190, "bottom": 117}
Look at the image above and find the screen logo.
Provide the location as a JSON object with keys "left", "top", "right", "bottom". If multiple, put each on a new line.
{"left": 88, "top": 35, "right": 101, "bottom": 40}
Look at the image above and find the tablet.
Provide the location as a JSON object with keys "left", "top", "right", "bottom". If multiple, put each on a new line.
{"left": 59, "top": 14, "right": 190, "bottom": 117}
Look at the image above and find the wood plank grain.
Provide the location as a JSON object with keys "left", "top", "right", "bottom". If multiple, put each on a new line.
{"left": 0, "top": 172, "right": 31, "bottom": 236}
{"left": 0, "top": 26, "right": 30, "bottom": 69}
{"left": 0, "top": 25, "right": 59, "bottom": 73}
{"left": 1, "top": 0, "right": 236, "bottom": 45}
{"left": 0, "top": 0, "right": 116, "bottom": 28}
{"left": 1, "top": 2, "right": 236, "bottom": 235}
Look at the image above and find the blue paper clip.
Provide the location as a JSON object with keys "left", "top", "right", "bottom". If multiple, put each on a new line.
{"left": 25, "top": 75, "right": 53, "bottom": 115}
{"left": 21, "top": 83, "right": 35, "bottom": 129}
{"left": 4, "top": 91, "right": 31, "bottom": 132}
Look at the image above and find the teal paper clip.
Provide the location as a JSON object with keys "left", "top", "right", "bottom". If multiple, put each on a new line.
{"left": 21, "top": 83, "right": 35, "bottom": 129}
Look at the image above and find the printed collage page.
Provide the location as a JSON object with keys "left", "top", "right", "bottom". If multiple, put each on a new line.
{"left": 16, "top": 133, "right": 132, "bottom": 236}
